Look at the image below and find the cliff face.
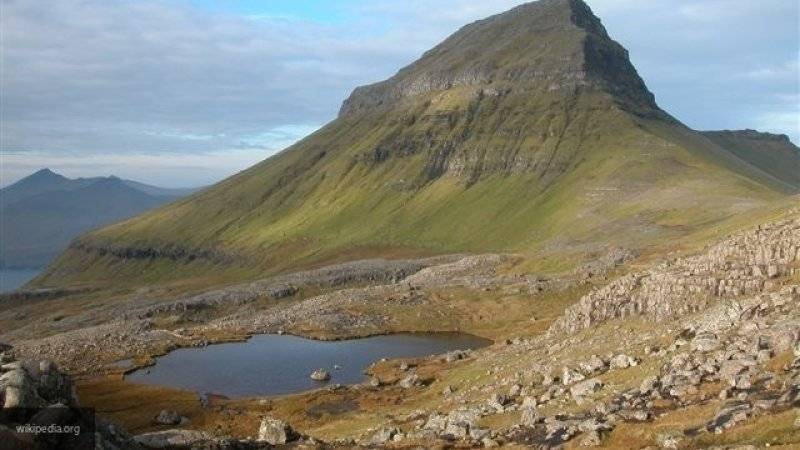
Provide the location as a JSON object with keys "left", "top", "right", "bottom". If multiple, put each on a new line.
{"left": 340, "top": 0, "right": 658, "bottom": 118}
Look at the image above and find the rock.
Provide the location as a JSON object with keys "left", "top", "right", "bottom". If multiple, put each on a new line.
{"left": 562, "top": 367, "right": 586, "bottom": 385}
{"left": 310, "top": 369, "right": 330, "bottom": 381}
{"left": 38, "top": 360, "right": 53, "bottom": 373}
{"left": 521, "top": 396, "right": 538, "bottom": 409}
{"left": 640, "top": 376, "right": 660, "bottom": 394}
{"left": 767, "top": 265, "right": 779, "bottom": 278}
{"left": 580, "top": 355, "right": 607, "bottom": 375}
{"left": 257, "top": 416, "right": 297, "bottom": 445}
{"left": 571, "top": 378, "right": 603, "bottom": 400}
{"left": 445, "top": 350, "right": 469, "bottom": 363}
{"left": 708, "top": 402, "right": 752, "bottom": 433}
{"left": 399, "top": 374, "right": 421, "bottom": 389}
{"left": 134, "top": 430, "right": 214, "bottom": 448}
{"left": 448, "top": 408, "right": 479, "bottom": 428}
{"left": 487, "top": 394, "right": 509, "bottom": 412}
{"left": 508, "top": 383, "right": 522, "bottom": 397}
{"left": 719, "top": 361, "right": 748, "bottom": 385}
{"left": 580, "top": 430, "right": 602, "bottom": 446}
{"left": 154, "top": 410, "right": 182, "bottom": 426}
{"left": 1, "top": 362, "right": 22, "bottom": 372}
{"left": 692, "top": 333, "right": 721, "bottom": 352}
{"left": 370, "top": 427, "right": 399, "bottom": 445}
{"left": 609, "top": 354, "right": 638, "bottom": 369}
{"left": 656, "top": 431, "right": 684, "bottom": 449}
{"left": 442, "top": 385, "right": 454, "bottom": 395}
{"left": 1, "top": 369, "right": 43, "bottom": 409}
{"left": 444, "top": 422, "right": 470, "bottom": 439}
{"left": 520, "top": 407, "right": 540, "bottom": 426}
{"left": 424, "top": 414, "right": 448, "bottom": 432}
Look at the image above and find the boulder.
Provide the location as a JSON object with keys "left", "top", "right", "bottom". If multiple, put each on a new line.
{"left": 562, "top": 367, "right": 586, "bottom": 385}
{"left": 448, "top": 408, "right": 479, "bottom": 428}
{"left": 520, "top": 407, "right": 540, "bottom": 427}
{"left": 155, "top": 410, "right": 182, "bottom": 426}
{"left": 609, "top": 354, "right": 638, "bottom": 369}
{"left": 399, "top": 374, "right": 421, "bottom": 389}
{"left": 134, "top": 430, "right": 213, "bottom": 448}
{"left": 487, "top": 394, "right": 509, "bottom": 412}
{"left": 370, "top": 427, "right": 399, "bottom": 445}
{"left": 1, "top": 369, "right": 43, "bottom": 409}
{"left": 708, "top": 402, "right": 752, "bottom": 433}
{"left": 310, "top": 369, "right": 330, "bottom": 381}
{"left": 257, "top": 416, "right": 297, "bottom": 445}
{"left": 570, "top": 379, "right": 603, "bottom": 400}
{"left": 520, "top": 396, "right": 538, "bottom": 409}
{"left": 579, "top": 355, "right": 607, "bottom": 375}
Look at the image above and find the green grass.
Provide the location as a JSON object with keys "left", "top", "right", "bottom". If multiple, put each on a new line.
{"left": 35, "top": 88, "right": 790, "bottom": 290}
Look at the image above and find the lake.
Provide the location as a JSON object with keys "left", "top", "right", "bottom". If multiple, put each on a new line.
{"left": 0, "top": 269, "right": 41, "bottom": 293}
{"left": 126, "top": 333, "right": 491, "bottom": 397}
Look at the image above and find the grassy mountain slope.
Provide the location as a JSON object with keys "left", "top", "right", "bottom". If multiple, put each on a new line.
{"left": 36, "top": 0, "right": 798, "bottom": 288}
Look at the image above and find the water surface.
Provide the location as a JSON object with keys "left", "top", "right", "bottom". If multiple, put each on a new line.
{"left": 126, "top": 333, "right": 490, "bottom": 397}
{"left": 0, "top": 269, "right": 41, "bottom": 293}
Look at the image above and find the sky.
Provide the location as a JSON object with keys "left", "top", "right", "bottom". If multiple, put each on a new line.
{"left": 1, "top": 0, "right": 798, "bottom": 188}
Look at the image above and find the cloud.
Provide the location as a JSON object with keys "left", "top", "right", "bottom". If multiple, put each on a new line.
{"left": 587, "top": 0, "right": 799, "bottom": 139}
{"left": 1, "top": 0, "right": 797, "bottom": 187}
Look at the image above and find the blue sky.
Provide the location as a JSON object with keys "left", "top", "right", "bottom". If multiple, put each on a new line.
{"left": 1, "top": 0, "right": 798, "bottom": 187}
{"left": 189, "top": 0, "right": 351, "bottom": 22}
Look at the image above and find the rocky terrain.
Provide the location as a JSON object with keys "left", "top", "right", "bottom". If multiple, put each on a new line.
{"left": 2, "top": 211, "right": 799, "bottom": 449}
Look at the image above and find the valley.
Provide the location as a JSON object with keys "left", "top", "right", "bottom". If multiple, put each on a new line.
{"left": 1, "top": 0, "right": 799, "bottom": 449}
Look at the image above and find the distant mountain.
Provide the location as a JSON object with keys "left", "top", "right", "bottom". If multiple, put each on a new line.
{"left": 0, "top": 169, "right": 199, "bottom": 269}
{"left": 38, "top": 0, "right": 800, "bottom": 289}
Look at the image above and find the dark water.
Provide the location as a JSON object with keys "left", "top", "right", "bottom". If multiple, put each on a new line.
{"left": 126, "top": 333, "right": 491, "bottom": 397}
{"left": 0, "top": 269, "right": 41, "bottom": 293}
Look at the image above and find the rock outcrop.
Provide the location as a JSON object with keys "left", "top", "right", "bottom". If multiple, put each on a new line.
{"left": 553, "top": 217, "right": 800, "bottom": 334}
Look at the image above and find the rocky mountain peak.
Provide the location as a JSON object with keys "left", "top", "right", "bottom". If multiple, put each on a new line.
{"left": 339, "top": 0, "right": 659, "bottom": 117}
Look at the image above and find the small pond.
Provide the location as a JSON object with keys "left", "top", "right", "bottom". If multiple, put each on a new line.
{"left": 126, "top": 333, "right": 491, "bottom": 397}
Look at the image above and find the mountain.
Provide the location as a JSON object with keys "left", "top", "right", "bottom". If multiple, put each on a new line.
{"left": 700, "top": 130, "right": 800, "bottom": 188}
{"left": 36, "top": 0, "right": 800, "bottom": 288}
{"left": 0, "top": 170, "right": 198, "bottom": 269}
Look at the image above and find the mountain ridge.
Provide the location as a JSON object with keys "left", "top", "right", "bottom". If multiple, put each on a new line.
{"left": 34, "top": 0, "right": 799, "bottom": 289}
{"left": 0, "top": 169, "right": 200, "bottom": 270}
{"left": 340, "top": 0, "right": 661, "bottom": 119}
